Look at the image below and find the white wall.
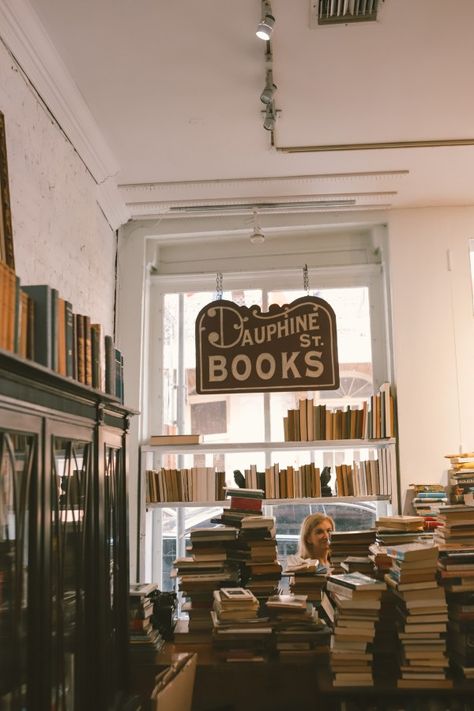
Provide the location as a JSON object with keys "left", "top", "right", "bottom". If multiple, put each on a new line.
{"left": 0, "top": 40, "right": 116, "bottom": 335}
{"left": 388, "top": 207, "right": 474, "bottom": 508}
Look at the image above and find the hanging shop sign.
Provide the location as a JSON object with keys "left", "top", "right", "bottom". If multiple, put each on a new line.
{"left": 195, "top": 296, "right": 339, "bottom": 394}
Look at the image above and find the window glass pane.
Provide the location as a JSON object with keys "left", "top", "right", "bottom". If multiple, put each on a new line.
{"left": 163, "top": 289, "right": 265, "bottom": 442}
{"left": 270, "top": 501, "right": 377, "bottom": 571}
{"left": 268, "top": 286, "right": 373, "bottom": 438}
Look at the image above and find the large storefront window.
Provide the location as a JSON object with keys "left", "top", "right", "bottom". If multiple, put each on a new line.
{"left": 145, "top": 267, "right": 391, "bottom": 588}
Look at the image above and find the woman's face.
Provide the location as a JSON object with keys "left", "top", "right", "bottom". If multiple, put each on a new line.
{"left": 307, "top": 519, "right": 333, "bottom": 557}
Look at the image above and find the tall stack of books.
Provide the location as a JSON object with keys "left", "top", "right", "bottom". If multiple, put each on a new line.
{"left": 265, "top": 593, "right": 330, "bottom": 661}
{"left": 324, "top": 572, "right": 386, "bottom": 687}
{"left": 410, "top": 484, "right": 448, "bottom": 530}
{"left": 435, "top": 503, "right": 474, "bottom": 679}
{"left": 384, "top": 542, "right": 452, "bottom": 689}
{"left": 235, "top": 516, "right": 282, "bottom": 602}
{"left": 434, "top": 504, "right": 474, "bottom": 551}
{"left": 211, "top": 587, "right": 272, "bottom": 662}
{"left": 445, "top": 453, "right": 474, "bottom": 505}
{"left": 172, "top": 526, "right": 240, "bottom": 642}
{"left": 128, "top": 583, "right": 164, "bottom": 658}
{"left": 329, "top": 529, "right": 376, "bottom": 573}
{"left": 210, "top": 488, "right": 281, "bottom": 602}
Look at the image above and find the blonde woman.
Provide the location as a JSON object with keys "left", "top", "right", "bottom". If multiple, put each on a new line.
{"left": 286, "top": 512, "right": 335, "bottom": 573}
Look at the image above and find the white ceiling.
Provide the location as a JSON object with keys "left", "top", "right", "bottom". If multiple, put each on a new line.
{"left": 16, "top": 0, "right": 474, "bottom": 222}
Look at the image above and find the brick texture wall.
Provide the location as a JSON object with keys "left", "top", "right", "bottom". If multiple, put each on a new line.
{"left": 0, "top": 41, "right": 116, "bottom": 337}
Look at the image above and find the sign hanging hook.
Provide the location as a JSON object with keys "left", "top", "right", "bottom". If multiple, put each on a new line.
{"left": 303, "top": 264, "right": 310, "bottom": 294}
{"left": 216, "top": 272, "right": 223, "bottom": 300}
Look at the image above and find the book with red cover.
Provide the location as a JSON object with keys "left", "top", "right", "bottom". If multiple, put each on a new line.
{"left": 230, "top": 496, "right": 262, "bottom": 512}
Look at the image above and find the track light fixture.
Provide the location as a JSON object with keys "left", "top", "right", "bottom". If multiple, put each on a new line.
{"left": 260, "top": 69, "right": 277, "bottom": 105}
{"left": 256, "top": 0, "right": 275, "bottom": 41}
{"left": 263, "top": 101, "right": 276, "bottom": 131}
{"left": 250, "top": 209, "right": 265, "bottom": 244}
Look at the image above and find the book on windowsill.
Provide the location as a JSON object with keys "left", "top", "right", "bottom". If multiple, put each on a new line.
{"left": 149, "top": 433, "right": 202, "bottom": 445}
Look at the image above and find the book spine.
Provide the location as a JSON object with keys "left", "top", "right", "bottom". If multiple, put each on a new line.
{"left": 51, "top": 287, "right": 58, "bottom": 372}
{"left": 83, "top": 315, "right": 92, "bottom": 386}
{"left": 90, "top": 323, "right": 103, "bottom": 390}
{"left": 76, "top": 314, "right": 85, "bottom": 383}
{"left": 104, "top": 335, "right": 115, "bottom": 395}
{"left": 65, "top": 301, "right": 74, "bottom": 378}
{"left": 22, "top": 285, "right": 52, "bottom": 368}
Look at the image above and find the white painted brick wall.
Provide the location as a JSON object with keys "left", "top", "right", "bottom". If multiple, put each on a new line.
{"left": 0, "top": 41, "right": 116, "bottom": 337}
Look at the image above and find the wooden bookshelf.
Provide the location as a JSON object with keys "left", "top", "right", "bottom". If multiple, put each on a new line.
{"left": 141, "top": 438, "right": 396, "bottom": 455}
{"left": 145, "top": 494, "right": 391, "bottom": 509}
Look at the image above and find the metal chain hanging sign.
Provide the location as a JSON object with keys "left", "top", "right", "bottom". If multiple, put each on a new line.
{"left": 195, "top": 269, "right": 339, "bottom": 394}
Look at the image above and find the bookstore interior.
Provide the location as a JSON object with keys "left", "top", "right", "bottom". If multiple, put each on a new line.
{"left": 2, "top": 1, "right": 474, "bottom": 710}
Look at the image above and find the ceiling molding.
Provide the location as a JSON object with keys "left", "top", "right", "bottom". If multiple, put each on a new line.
{"left": 119, "top": 170, "right": 408, "bottom": 193}
{"left": 96, "top": 178, "right": 131, "bottom": 231}
{"left": 119, "top": 171, "right": 407, "bottom": 217}
{"left": 0, "top": 0, "right": 120, "bottom": 185}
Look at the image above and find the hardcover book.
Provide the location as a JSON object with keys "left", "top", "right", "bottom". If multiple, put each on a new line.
{"left": 327, "top": 571, "right": 386, "bottom": 591}
{"left": 149, "top": 433, "right": 202, "bottom": 445}
{"left": 22, "top": 284, "right": 53, "bottom": 368}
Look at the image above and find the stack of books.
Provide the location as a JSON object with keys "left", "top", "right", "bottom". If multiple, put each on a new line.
{"left": 384, "top": 542, "right": 452, "bottom": 688}
{"left": 368, "top": 542, "right": 393, "bottom": 579}
{"left": 128, "top": 583, "right": 164, "bottom": 658}
{"left": 219, "top": 487, "right": 265, "bottom": 527}
{"left": 445, "top": 453, "right": 474, "bottom": 504}
{"left": 410, "top": 484, "right": 448, "bottom": 530}
{"left": 329, "top": 529, "right": 376, "bottom": 573}
{"left": 265, "top": 593, "right": 330, "bottom": 661}
{"left": 435, "top": 503, "right": 474, "bottom": 679}
{"left": 172, "top": 526, "right": 240, "bottom": 642}
{"left": 210, "top": 489, "right": 281, "bottom": 602}
{"left": 340, "top": 555, "right": 374, "bottom": 576}
{"left": 235, "top": 516, "right": 282, "bottom": 601}
{"left": 434, "top": 505, "right": 474, "bottom": 552}
{"left": 284, "top": 560, "right": 328, "bottom": 604}
{"left": 211, "top": 587, "right": 272, "bottom": 662}
{"left": 324, "top": 572, "right": 386, "bottom": 687}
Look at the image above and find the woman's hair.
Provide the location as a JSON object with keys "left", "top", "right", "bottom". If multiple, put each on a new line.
{"left": 297, "top": 512, "right": 335, "bottom": 559}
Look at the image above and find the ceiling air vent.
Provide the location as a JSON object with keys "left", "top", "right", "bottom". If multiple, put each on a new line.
{"left": 312, "top": 0, "right": 384, "bottom": 26}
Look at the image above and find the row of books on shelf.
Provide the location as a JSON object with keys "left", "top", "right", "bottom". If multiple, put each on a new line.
{"left": 145, "top": 454, "right": 393, "bottom": 503}
{"left": 283, "top": 382, "right": 394, "bottom": 442}
{"left": 0, "top": 263, "right": 124, "bottom": 400}
{"left": 334, "top": 454, "right": 392, "bottom": 497}
{"left": 146, "top": 467, "right": 226, "bottom": 504}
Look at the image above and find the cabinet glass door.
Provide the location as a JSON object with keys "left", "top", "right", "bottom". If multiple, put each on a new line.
{"left": 0, "top": 431, "right": 36, "bottom": 711}
{"left": 51, "top": 437, "right": 92, "bottom": 711}
{"left": 102, "top": 439, "right": 128, "bottom": 707}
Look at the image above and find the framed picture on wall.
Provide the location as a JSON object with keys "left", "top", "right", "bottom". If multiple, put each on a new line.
{"left": 0, "top": 111, "right": 14, "bottom": 269}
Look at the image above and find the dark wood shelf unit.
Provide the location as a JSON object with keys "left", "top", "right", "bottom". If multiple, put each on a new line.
{"left": 0, "top": 349, "right": 135, "bottom": 711}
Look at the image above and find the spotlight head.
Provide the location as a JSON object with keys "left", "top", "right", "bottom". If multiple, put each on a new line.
{"left": 260, "top": 70, "right": 277, "bottom": 104}
{"left": 256, "top": 14, "right": 274, "bottom": 40}
{"left": 256, "top": 1, "right": 275, "bottom": 41}
{"left": 263, "top": 102, "right": 276, "bottom": 131}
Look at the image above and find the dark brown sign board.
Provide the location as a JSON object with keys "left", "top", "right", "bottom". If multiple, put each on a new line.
{"left": 195, "top": 296, "right": 339, "bottom": 394}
